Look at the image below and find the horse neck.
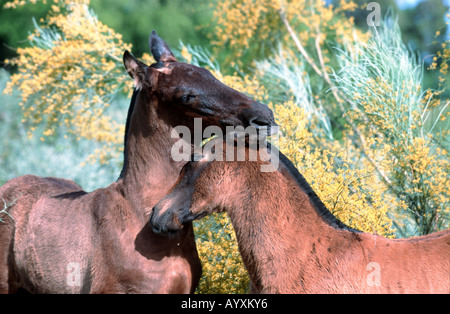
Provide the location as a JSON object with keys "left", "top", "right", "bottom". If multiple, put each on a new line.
{"left": 226, "top": 166, "right": 354, "bottom": 292}
{"left": 119, "top": 92, "right": 188, "bottom": 214}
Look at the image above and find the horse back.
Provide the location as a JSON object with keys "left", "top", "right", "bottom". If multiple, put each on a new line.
{"left": 0, "top": 174, "right": 93, "bottom": 293}
{"left": 0, "top": 174, "right": 85, "bottom": 225}
{"left": 366, "top": 229, "right": 450, "bottom": 293}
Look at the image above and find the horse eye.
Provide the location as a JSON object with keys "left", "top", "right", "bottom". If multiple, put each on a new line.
{"left": 179, "top": 94, "right": 197, "bottom": 104}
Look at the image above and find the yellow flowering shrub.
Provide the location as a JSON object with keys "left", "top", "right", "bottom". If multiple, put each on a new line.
{"left": 194, "top": 214, "right": 250, "bottom": 294}
{"left": 274, "top": 101, "right": 394, "bottom": 236}
{"left": 429, "top": 15, "right": 450, "bottom": 99}
{"left": 210, "top": 0, "right": 370, "bottom": 125}
{"left": 335, "top": 21, "right": 449, "bottom": 235}
{"left": 212, "top": 0, "right": 366, "bottom": 67}
{"left": 4, "top": 0, "right": 131, "bottom": 164}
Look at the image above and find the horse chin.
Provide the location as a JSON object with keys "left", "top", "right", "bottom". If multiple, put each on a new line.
{"left": 151, "top": 222, "right": 184, "bottom": 238}
{"left": 161, "top": 227, "right": 184, "bottom": 238}
{"left": 150, "top": 210, "right": 185, "bottom": 237}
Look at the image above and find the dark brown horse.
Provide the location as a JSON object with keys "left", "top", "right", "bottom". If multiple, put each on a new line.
{"left": 0, "top": 32, "right": 277, "bottom": 293}
{"left": 151, "top": 139, "right": 450, "bottom": 293}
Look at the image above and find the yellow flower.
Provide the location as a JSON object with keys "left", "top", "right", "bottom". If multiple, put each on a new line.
{"left": 5, "top": 1, "right": 131, "bottom": 164}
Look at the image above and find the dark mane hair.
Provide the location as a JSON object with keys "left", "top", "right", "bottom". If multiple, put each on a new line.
{"left": 272, "top": 143, "right": 360, "bottom": 233}
{"left": 118, "top": 88, "right": 139, "bottom": 180}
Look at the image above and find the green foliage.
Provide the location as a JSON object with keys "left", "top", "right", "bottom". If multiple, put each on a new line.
{"left": 90, "top": 0, "right": 215, "bottom": 57}
{"left": 0, "top": 0, "right": 216, "bottom": 66}
{"left": 0, "top": 0, "right": 51, "bottom": 68}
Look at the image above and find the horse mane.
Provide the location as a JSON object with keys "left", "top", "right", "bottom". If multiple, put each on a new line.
{"left": 118, "top": 88, "right": 139, "bottom": 180}
{"left": 53, "top": 190, "right": 88, "bottom": 200}
{"left": 272, "top": 143, "right": 360, "bottom": 233}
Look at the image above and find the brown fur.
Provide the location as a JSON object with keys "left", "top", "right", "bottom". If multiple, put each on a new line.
{"left": 151, "top": 139, "right": 450, "bottom": 294}
{"left": 0, "top": 32, "right": 276, "bottom": 294}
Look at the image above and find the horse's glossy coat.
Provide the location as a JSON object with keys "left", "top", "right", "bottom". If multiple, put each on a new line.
{"left": 0, "top": 32, "right": 277, "bottom": 293}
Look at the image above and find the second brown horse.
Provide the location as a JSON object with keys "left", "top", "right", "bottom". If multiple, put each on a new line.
{"left": 151, "top": 139, "right": 450, "bottom": 293}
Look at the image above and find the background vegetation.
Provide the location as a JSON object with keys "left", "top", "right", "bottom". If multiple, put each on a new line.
{"left": 1, "top": 0, "right": 449, "bottom": 293}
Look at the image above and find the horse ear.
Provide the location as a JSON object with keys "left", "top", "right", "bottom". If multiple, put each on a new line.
{"left": 149, "top": 30, "right": 177, "bottom": 63}
{"left": 123, "top": 50, "right": 148, "bottom": 89}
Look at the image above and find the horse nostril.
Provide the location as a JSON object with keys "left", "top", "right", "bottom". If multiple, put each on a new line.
{"left": 249, "top": 117, "right": 270, "bottom": 128}
{"left": 149, "top": 206, "right": 158, "bottom": 220}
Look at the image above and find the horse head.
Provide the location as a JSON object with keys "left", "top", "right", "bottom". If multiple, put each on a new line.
{"left": 123, "top": 31, "right": 277, "bottom": 134}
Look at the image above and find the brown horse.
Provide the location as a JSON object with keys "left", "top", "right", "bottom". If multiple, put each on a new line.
{"left": 0, "top": 32, "right": 277, "bottom": 294}
{"left": 150, "top": 139, "right": 450, "bottom": 293}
